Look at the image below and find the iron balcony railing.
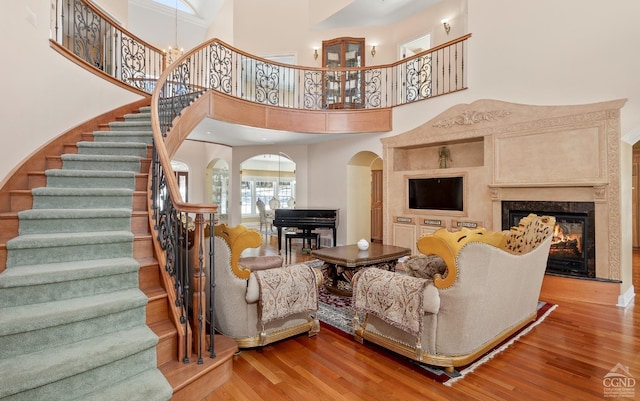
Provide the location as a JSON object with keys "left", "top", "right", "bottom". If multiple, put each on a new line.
{"left": 152, "top": 35, "right": 469, "bottom": 112}
{"left": 49, "top": 0, "right": 470, "bottom": 107}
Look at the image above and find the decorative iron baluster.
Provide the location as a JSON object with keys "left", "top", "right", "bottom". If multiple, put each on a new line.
{"left": 121, "top": 35, "right": 147, "bottom": 90}
{"left": 364, "top": 69, "right": 382, "bottom": 108}
{"left": 405, "top": 54, "right": 432, "bottom": 102}
{"left": 255, "top": 61, "right": 280, "bottom": 105}
{"left": 303, "top": 70, "right": 324, "bottom": 110}
{"left": 209, "top": 42, "right": 233, "bottom": 93}
{"left": 72, "top": 0, "right": 104, "bottom": 69}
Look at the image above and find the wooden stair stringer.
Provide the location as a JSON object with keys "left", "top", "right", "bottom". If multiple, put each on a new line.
{"left": 0, "top": 98, "right": 237, "bottom": 398}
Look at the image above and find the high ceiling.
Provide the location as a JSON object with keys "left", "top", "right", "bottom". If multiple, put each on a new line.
{"left": 312, "top": 0, "right": 443, "bottom": 29}
{"left": 176, "top": 0, "right": 441, "bottom": 29}
{"left": 166, "top": 0, "right": 442, "bottom": 146}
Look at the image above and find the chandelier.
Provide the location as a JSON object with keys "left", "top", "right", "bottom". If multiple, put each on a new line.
{"left": 165, "top": 0, "right": 183, "bottom": 64}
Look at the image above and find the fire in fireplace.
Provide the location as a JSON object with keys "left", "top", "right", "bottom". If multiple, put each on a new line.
{"left": 551, "top": 218, "right": 583, "bottom": 259}
{"left": 502, "top": 201, "right": 596, "bottom": 279}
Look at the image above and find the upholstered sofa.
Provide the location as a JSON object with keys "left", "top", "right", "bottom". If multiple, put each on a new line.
{"left": 211, "top": 224, "right": 322, "bottom": 348}
{"left": 352, "top": 214, "right": 555, "bottom": 372}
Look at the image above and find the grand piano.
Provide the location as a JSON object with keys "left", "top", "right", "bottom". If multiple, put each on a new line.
{"left": 273, "top": 208, "right": 338, "bottom": 252}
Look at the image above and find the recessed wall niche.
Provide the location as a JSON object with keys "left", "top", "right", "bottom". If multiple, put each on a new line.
{"left": 393, "top": 137, "right": 484, "bottom": 171}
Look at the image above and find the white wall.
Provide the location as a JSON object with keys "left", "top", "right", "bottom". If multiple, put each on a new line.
{"left": 172, "top": 140, "right": 232, "bottom": 203}
{"left": 229, "top": 0, "right": 462, "bottom": 67}
{"left": 206, "top": 0, "right": 234, "bottom": 44}
{"left": 0, "top": 0, "right": 142, "bottom": 187}
{"left": 346, "top": 163, "right": 372, "bottom": 244}
{"left": 128, "top": 0, "right": 208, "bottom": 52}
{"left": 93, "top": 0, "right": 129, "bottom": 26}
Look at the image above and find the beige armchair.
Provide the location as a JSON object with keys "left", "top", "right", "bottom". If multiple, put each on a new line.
{"left": 212, "top": 224, "right": 322, "bottom": 348}
{"left": 352, "top": 214, "right": 555, "bottom": 372}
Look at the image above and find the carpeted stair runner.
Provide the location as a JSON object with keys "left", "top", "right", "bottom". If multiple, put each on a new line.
{"left": 0, "top": 108, "right": 172, "bottom": 400}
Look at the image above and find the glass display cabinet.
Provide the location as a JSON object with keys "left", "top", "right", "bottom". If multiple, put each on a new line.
{"left": 211, "top": 167, "right": 229, "bottom": 223}
{"left": 322, "top": 37, "right": 365, "bottom": 109}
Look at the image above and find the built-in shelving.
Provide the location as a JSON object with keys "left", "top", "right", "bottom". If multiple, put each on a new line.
{"left": 393, "top": 137, "right": 484, "bottom": 171}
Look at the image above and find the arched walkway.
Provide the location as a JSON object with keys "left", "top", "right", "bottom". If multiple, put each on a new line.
{"left": 345, "top": 151, "right": 382, "bottom": 244}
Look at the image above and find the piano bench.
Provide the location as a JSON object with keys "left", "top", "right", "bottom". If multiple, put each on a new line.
{"left": 285, "top": 231, "right": 320, "bottom": 255}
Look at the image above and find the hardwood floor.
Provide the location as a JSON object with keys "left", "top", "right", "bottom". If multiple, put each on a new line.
{"left": 207, "top": 236, "right": 639, "bottom": 401}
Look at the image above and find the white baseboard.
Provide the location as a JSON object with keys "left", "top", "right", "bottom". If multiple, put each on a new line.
{"left": 617, "top": 285, "right": 635, "bottom": 308}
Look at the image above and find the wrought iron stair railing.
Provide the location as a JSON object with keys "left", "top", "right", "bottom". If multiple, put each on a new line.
{"left": 50, "top": 0, "right": 472, "bottom": 365}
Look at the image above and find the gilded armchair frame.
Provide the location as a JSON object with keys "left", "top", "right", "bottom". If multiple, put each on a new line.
{"left": 213, "top": 224, "right": 321, "bottom": 348}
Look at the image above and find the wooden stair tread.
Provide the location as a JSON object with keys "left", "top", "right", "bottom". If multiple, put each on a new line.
{"left": 143, "top": 285, "right": 167, "bottom": 300}
{"left": 149, "top": 319, "right": 176, "bottom": 339}
{"left": 160, "top": 335, "right": 237, "bottom": 396}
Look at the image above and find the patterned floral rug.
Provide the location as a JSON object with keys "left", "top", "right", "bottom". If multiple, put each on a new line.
{"left": 317, "top": 285, "right": 353, "bottom": 334}
{"left": 311, "top": 260, "right": 557, "bottom": 385}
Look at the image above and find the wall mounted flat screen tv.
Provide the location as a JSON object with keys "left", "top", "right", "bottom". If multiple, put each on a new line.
{"left": 408, "top": 177, "right": 464, "bottom": 211}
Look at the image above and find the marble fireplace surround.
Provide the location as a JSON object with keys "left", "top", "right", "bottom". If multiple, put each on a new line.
{"left": 382, "top": 98, "right": 626, "bottom": 283}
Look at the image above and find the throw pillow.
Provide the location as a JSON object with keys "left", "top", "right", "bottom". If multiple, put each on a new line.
{"left": 403, "top": 254, "right": 447, "bottom": 280}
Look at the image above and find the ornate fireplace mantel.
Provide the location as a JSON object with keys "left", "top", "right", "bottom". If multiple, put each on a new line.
{"left": 488, "top": 183, "right": 609, "bottom": 202}
{"left": 383, "top": 98, "right": 627, "bottom": 284}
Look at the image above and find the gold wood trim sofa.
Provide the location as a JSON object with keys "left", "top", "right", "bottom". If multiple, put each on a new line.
{"left": 352, "top": 214, "right": 556, "bottom": 372}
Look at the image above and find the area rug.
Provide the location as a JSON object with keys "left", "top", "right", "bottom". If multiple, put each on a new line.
{"left": 314, "top": 270, "right": 557, "bottom": 386}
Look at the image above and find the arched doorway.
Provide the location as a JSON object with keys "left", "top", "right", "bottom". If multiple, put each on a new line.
{"left": 171, "top": 160, "right": 189, "bottom": 202}
{"left": 239, "top": 153, "right": 296, "bottom": 227}
{"left": 346, "top": 151, "right": 382, "bottom": 245}
{"left": 205, "top": 158, "right": 229, "bottom": 224}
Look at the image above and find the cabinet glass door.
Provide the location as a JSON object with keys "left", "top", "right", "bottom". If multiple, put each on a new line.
{"left": 322, "top": 37, "right": 365, "bottom": 109}
{"left": 323, "top": 43, "right": 342, "bottom": 106}
{"left": 344, "top": 41, "right": 363, "bottom": 106}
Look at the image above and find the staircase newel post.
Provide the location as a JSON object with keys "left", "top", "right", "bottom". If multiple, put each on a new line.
{"left": 191, "top": 213, "right": 206, "bottom": 363}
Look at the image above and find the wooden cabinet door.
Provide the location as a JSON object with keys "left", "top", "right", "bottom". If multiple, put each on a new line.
{"left": 392, "top": 223, "right": 416, "bottom": 255}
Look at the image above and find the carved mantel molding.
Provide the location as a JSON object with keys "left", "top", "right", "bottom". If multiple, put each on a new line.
{"left": 488, "top": 183, "right": 609, "bottom": 202}
{"left": 432, "top": 110, "right": 512, "bottom": 128}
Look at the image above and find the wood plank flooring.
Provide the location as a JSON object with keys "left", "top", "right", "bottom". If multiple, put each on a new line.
{"left": 207, "top": 235, "right": 640, "bottom": 400}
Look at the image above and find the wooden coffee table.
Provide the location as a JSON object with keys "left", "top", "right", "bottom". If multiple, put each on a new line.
{"left": 311, "top": 243, "right": 411, "bottom": 296}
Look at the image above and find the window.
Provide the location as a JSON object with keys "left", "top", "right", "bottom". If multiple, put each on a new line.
{"left": 240, "top": 177, "right": 296, "bottom": 216}
{"left": 171, "top": 160, "right": 189, "bottom": 202}
{"left": 211, "top": 165, "right": 228, "bottom": 214}
{"left": 240, "top": 154, "right": 296, "bottom": 216}
{"left": 278, "top": 180, "right": 292, "bottom": 206}
{"left": 255, "top": 180, "right": 275, "bottom": 204}
{"left": 150, "top": 0, "right": 194, "bottom": 14}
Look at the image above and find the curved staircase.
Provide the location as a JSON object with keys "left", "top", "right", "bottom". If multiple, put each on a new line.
{"left": 0, "top": 101, "right": 235, "bottom": 400}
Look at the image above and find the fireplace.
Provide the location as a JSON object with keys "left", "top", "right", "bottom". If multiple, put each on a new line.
{"left": 502, "top": 201, "right": 596, "bottom": 278}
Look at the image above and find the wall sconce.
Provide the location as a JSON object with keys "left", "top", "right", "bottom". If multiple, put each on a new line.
{"left": 442, "top": 19, "right": 451, "bottom": 35}
{"left": 371, "top": 45, "right": 376, "bottom": 57}
{"left": 313, "top": 48, "right": 318, "bottom": 60}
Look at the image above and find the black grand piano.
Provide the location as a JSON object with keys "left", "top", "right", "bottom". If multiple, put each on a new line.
{"left": 273, "top": 208, "right": 338, "bottom": 252}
